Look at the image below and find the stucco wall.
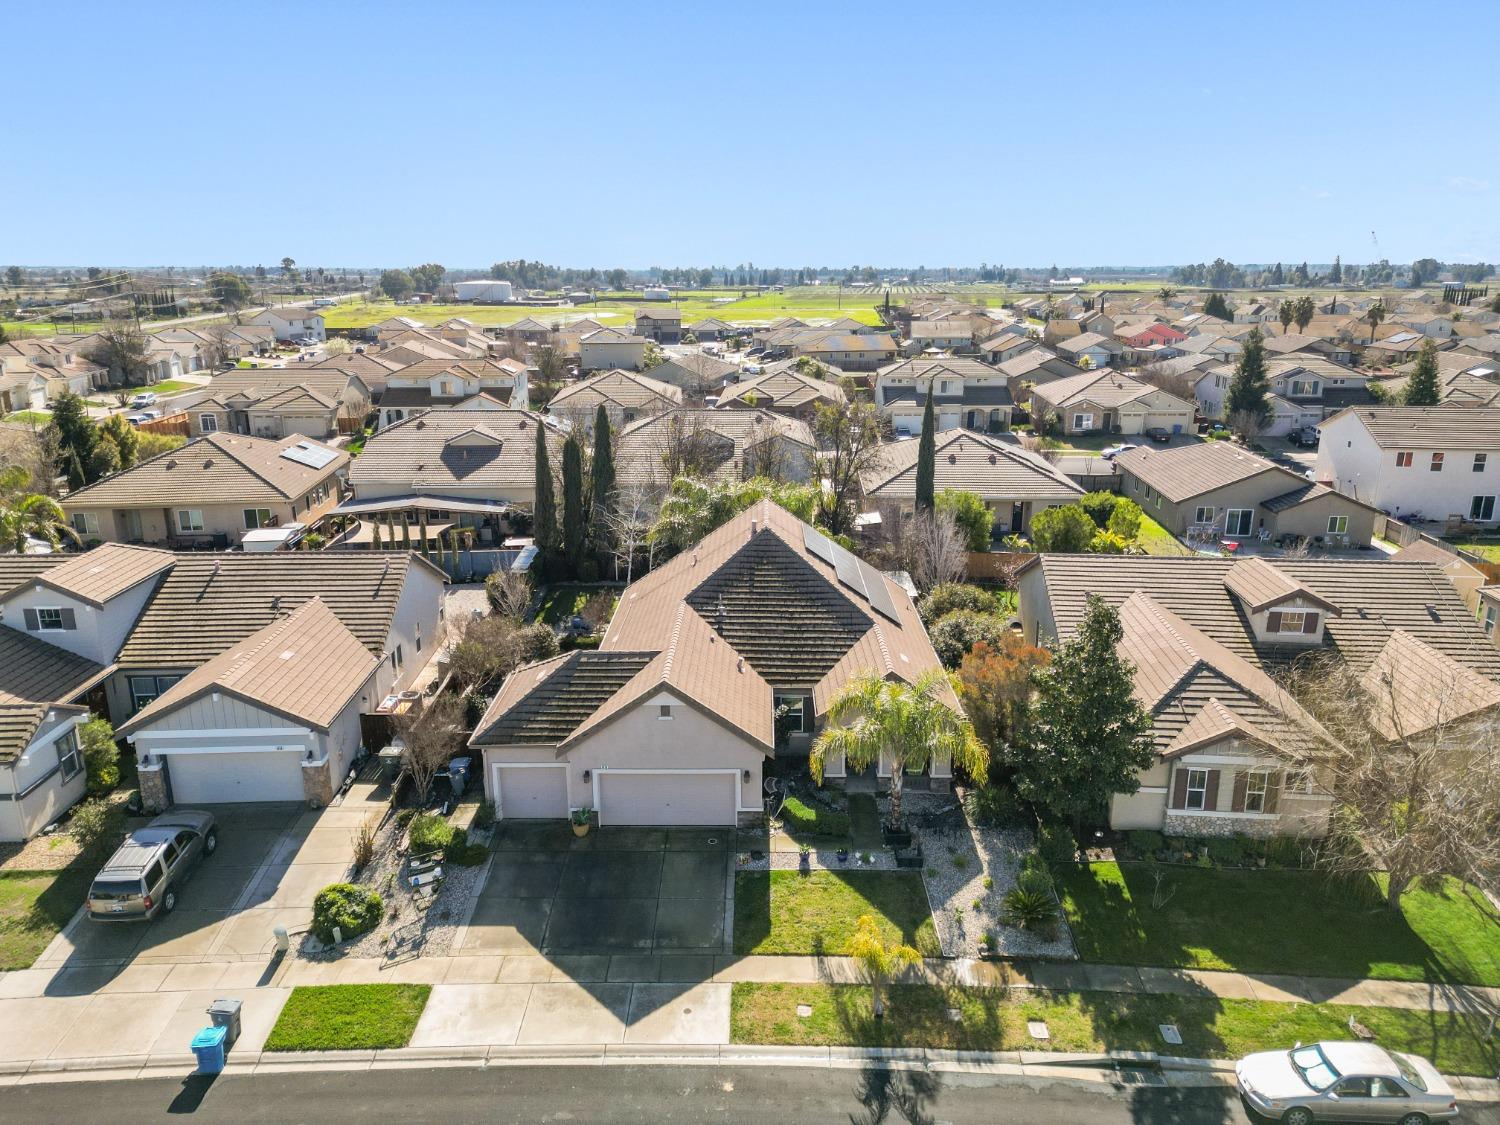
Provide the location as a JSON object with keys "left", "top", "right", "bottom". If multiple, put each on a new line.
{"left": 2, "top": 578, "right": 157, "bottom": 665}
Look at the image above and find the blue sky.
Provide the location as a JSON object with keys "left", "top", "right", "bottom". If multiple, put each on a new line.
{"left": 7, "top": 1, "right": 1497, "bottom": 268}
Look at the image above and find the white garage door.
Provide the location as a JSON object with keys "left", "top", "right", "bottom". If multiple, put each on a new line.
{"left": 598, "top": 771, "right": 737, "bottom": 827}
{"left": 495, "top": 765, "right": 568, "bottom": 820}
{"left": 169, "top": 751, "right": 305, "bottom": 804}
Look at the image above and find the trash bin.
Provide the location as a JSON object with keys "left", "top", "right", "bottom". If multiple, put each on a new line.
{"left": 377, "top": 745, "right": 403, "bottom": 783}
{"left": 447, "top": 756, "right": 471, "bottom": 798}
{"left": 206, "top": 998, "right": 242, "bottom": 1049}
{"left": 190, "top": 1025, "right": 228, "bottom": 1074}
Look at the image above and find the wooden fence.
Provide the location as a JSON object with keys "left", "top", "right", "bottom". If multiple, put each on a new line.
{"left": 1374, "top": 514, "right": 1500, "bottom": 580}
{"left": 136, "top": 411, "right": 190, "bottom": 437}
{"left": 966, "top": 550, "right": 1033, "bottom": 582}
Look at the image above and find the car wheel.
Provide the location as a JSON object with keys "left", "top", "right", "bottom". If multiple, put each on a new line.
{"left": 162, "top": 889, "right": 177, "bottom": 914}
{"left": 204, "top": 831, "right": 217, "bottom": 856}
{"left": 1280, "top": 1110, "right": 1314, "bottom": 1125}
{"left": 1397, "top": 1115, "right": 1427, "bottom": 1125}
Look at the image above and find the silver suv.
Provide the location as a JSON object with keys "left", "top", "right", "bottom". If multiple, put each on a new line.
{"left": 87, "top": 810, "right": 218, "bottom": 921}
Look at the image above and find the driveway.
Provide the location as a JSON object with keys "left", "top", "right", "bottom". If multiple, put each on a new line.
{"left": 459, "top": 824, "right": 733, "bottom": 958}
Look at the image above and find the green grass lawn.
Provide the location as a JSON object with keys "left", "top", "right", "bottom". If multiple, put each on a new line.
{"left": 264, "top": 984, "right": 431, "bottom": 1051}
{"left": 1058, "top": 862, "right": 1500, "bottom": 985}
{"left": 1449, "top": 539, "right": 1500, "bottom": 562}
{"left": 734, "top": 870, "right": 939, "bottom": 957}
{"left": 535, "top": 584, "right": 616, "bottom": 626}
{"left": 1134, "top": 513, "right": 1194, "bottom": 557}
{"left": 729, "top": 983, "right": 1500, "bottom": 1075}
{"left": 0, "top": 867, "right": 96, "bottom": 970}
{"left": 3, "top": 411, "right": 50, "bottom": 426}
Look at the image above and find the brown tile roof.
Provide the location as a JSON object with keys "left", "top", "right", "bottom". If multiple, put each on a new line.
{"left": 1030, "top": 369, "right": 1162, "bottom": 411}
{"left": 1360, "top": 628, "right": 1500, "bottom": 740}
{"left": 614, "top": 409, "right": 816, "bottom": 489}
{"left": 348, "top": 408, "right": 560, "bottom": 496}
{"left": 548, "top": 369, "right": 682, "bottom": 413}
{"left": 862, "top": 429, "right": 1082, "bottom": 504}
{"left": 1222, "top": 558, "right": 1339, "bottom": 614}
{"left": 0, "top": 702, "right": 89, "bottom": 765}
{"left": 0, "top": 624, "right": 110, "bottom": 763}
{"left": 471, "top": 651, "right": 656, "bottom": 745}
{"left": 202, "top": 367, "right": 365, "bottom": 403}
{"left": 61, "top": 433, "right": 346, "bottom": 509}
{"left": 717, "top": 367, "right": 846, "bottom": 411}
{"left": 117, "top": 598, "right": 378, "bottom": 736}
{"left": 1326, "top": 404, "right": 1500, "bottom": 450}
{"left": 7, "top": 544, "right": 174, "bottom": 607}
{"left": 1113, "top": 442, "right": 1289, "bottom": 503}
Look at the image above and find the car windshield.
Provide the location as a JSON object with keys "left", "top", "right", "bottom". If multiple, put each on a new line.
{"left": 1390, "top": 1052, "right": 1426, "bottom": 1092}
{"left": 1290, "top": 1045, "right": 1340, "bottom": 1091}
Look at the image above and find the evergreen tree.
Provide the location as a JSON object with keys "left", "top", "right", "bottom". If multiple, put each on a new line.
{"left": 1225, "top": 327, "right": 1273, "bottom": 433}
{"left": 1203, "top": 292, "right": 1232, "bottom": 321}
{"left": 561, "top": 432, "right": 585, "bottom": 572}
{"left": 1404, "top": 339, "right": 1441, "bottom": 406}
{"left": 589, "top": 404, "right": 615, "bottom": 554}
{"left": 47, "top": 392, "right": 98, "bottom": 483}
{"left": 1018, "top": 595, "right": 1155, "bottom": 828}
{"left": 1270, "top": 262, "right": 1285, "bottom": 285}
{"left": 533, "top": 420, "right": 557, "bottom": 556}
{"left": 1330, "top": 255, "right": 1342, "bottom": 283}
{"left": 417, "top": 512, "right": 430, "bottom": 557}
{"left": 915, "top": 389, "right": 936, "bottom": 511}
{"left": 400, "top": 512, "right": 411, "bottom": 549}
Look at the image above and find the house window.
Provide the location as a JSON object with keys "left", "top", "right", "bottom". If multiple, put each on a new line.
{"left": 1244, "top": 771, "right": 1270, "bottom": 812}
{"left": 1225, "top": 509, "right": 1253, "bottom": 536}
{"left": 1471, "top": 496, "right": 1496, "bottom": 521}
{"left": 198, "top": 413, "right": 218, "bottom": 433}
{"left": 243, "top": 508, "right": 274, "bottom": 529}
{"left": 1287, "top": 768, "right": 1315, "bottom": 794}
{"left": 55, "top": 728, "right": 82, "bottom": 784}
{"left": 1431, "top": 453, "right": 1445, "bottom": 472}
{"left": 1267, "top": 609, "right": 1318, "bottom": 635}
{"left": 36, "top": 607, "right": 65, "bottom": 631}
{"left": 128, "top": 674, "right": 181, "bottom": 712}
{"left": 774, "top": 693, "right": 807, "bottom": 733}
{"left": 177, "top": 509, "right": 205, "bottom": 533}
{"left": 1327, "top": 515, "right": 1348, "bottom": 534}
{"left": 1395, "top": 451, "right": 1413, "bottom": 467}
{"left": 658, "top": 704, "right": 673, "bottom": 720}
{"left": 1194, "top": 506, "right": 1215, "bottom": 523}
{"left": 71, "top": 512, "right": 99, "bottom": 536}
{"left": 1072, "top": 413, "right": 1093, "bottom": 430}
{"left": 1483, "top": 604, "right": 1498, "bottom": 635}
{"left": 1476, "top": 453, "right": 1489, "bottom": 472}
{"left": 392, "top": 644, "right": 404, "bottom": 671}
{"left": 1184, "top": 768, "right": 1209, "bottom": 811}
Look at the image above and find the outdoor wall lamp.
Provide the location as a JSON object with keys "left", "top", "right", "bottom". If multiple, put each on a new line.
{"left": 743, "top": 769, "right": 751, "bottom": 783}
{"left": 582, "top": 769, "right": 592, "bottom": 783}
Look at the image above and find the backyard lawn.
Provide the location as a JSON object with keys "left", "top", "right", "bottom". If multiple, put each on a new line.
{"left": 734, "top": 870, "right": 939, "bottom": 957}
{"left": 1450, "top": 539, "right": 1500, "bottom": 562}
{"left": 264, "top": 984, "right": 431, "bottom": 1051}
{"left": 535, "top": 584, "right": 616, "bottom": 626}
{"left": 729, "top": 983, "right": 1500, "bottom": 1075}
{"left": 1058, "top": 862, "right": 1500, "bottom": 985}
{"left": 0, "top": 867, "right": 96, "bottom": 970}
{"left": 1134, "top": 513, "right": 1194, "bottom": 557}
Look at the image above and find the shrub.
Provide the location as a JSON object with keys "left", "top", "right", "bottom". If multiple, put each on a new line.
{"left": 1125, "top": 829, "right": 1165, "bottom": 857}
{"left": 474, "top": 800, "right": 496, "bottom": 830}
{"left": 1002, "top": 884, "right": 1057, "bottom": 933}
{"left": 1029, "top": 504, "right": 1096, "bottom": 552}
{"left": 408, "top": 813, "right": 454, "bottom": 856}
{"left": 1207, "top": 835, "right": 1248, "bottom": 867}
{"left": 443, "top": 826, "right": 486, "bottom": 866}
{"left": 1106, "top": 498, "right": 1143, "bottom": 540}
{"left": 1266, "top": 835, "right": 1311, "bottom": 868}
{"left": 352, "top": 818, "right": 376, "bottom": 870}
{"left": 1037, "top": 823, "right": 1076, "bottom": 867}
{"left": 311, "top": 883, "right": 383, "bottom": 944}
{"left": 963, "top": 784, "right": 1022, "bottom": 826}
{"left": 1019, "top": 848, "right": 1047, "bottom": 876}
{"left": 935, "top": 489, "right": 995, "bottom": 551}
{"left": 80, "top": 718, "right": 120, "bottom": 795}
{"left": 1015, "top": 865, "right": 1055, "bottom": 897}
{"left": 780, "top": 796, "right": 851, "bottom": 837}
{"left": 516, "top": 622, "right": 560, "bottom": 663}
{"left": 928, "top": 610, "right": 1009, "bottom": 669}
{"left": 917, "top": 583, "right": 996, "bottom": 626}
{"left": 1087, "top": 529, "right": 1131, "bottom": 554}
{"left": 395, "top": 808, "right": 416, "bottom": 830}
{"left": 1078, "top": 491, "right": 1119, "bottom": 529}
{"left": 67, "top": 797, "right": 122, "bottom": 853}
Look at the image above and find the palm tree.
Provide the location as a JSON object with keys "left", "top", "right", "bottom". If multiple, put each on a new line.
{"left": 0, "top": 493, "right": 79, "bottom": 553}
{"left": 1365, "top": 300, "right": 1387, "bottom": 343}
{"left": 810, "top": 670, "right": 988, "bottom": 829}
{"left": 1156, "top": 287, "right": 1175, "bottom": 303}
{"left": 1277, "top": 300, "right": 1295, "bottom": 335}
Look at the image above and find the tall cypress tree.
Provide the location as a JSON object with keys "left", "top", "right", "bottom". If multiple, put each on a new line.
{"left": 561, "top": 432, "right": 585, "bottom": 573}
{"left": 1225, "top": 326, "right": 1272, "bottom": 432}
{"left": 533, "top": 420, "right": 557, "bottom": 555}
{"left": 915, "top": 388, "right": 936, "bottom": 512}
{"left": 589, "top": 404, "right": 615, "bottom": 554}
{"left": 1404, "top": 339, "right": 1441, "bottom": 406}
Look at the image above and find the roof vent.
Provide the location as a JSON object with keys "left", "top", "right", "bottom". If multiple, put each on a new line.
{"left": 988, "top": 453, "right": 997, "bottom": 465}
{"left": 211, "top": 560, "right": 221, "bottom": 575}
{"left": 750, "top": 519, "right": 758, "bottom": 535}
{"left": 691, "top": 549, "right": 698, "bottom": 566}
{"left": 737, "top": 657, "right": 744, "bottom": 672}
{"left": 203, "top": 459, "right": 214, "bottom": 469}
{"left": 948, "top": 454, "right": 957, "bottom": 465}
{"left": 415, "top": 419, "right": 425, "bottom": 429}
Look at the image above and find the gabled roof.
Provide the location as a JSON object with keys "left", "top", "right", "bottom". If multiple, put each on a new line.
{"left": 861, "top": 429, "right": 1083, "bottom": 504}
{"left": 1113, "top": 441, "right": 1287, "bottom": 503}
{"left": 117, "top": 598, "right": 378, "bottom": 736}
{"left": 614, "top": 408, "right": 816, "bottom": 488}
{"left": 1323, "top": 404, "right": 1500, "bottom": 450}
{"left": 1031, "top": 369, "right": 1176, "bottom": 411}
{"left": 1223, "top": 558, "right": 1339, "bottom": 614}
{"left": 548, "top": 369, "right": 682, "bottom": 412}
{"left": 349, "top": 408, "right": 560, "bottom": 494}
{"left": 718, "top": 367, "right": 847, "bottom": 411}
{"left": 4, "top": 544, "right": 173, "bottom": 607}
{"left": 0, "top": 702, "right": 89, "bottom": 766}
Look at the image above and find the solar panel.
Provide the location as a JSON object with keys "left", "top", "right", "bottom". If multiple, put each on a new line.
{"left": 833, "top": 542, "right": 866, "bottom": 597}
{"left": 802, "top": 524, "right": 835, "bottom": 565}
{"left": 280, "top": 441, "right": 338, "bottom": 469}
{"left": 859, "top": 558, "right": 902, "bottom": 622}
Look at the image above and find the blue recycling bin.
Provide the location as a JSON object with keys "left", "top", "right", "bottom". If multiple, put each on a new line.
{"left": 190, "top": 1025, "right": 227, "bottom": 1074}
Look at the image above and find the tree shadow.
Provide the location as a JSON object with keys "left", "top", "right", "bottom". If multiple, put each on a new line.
{"left": 1126, "top": 1085, "right": 1239, "bottom": 1125}
{"left": 847, "top": 1066, "right": 942, "bottom": 1125}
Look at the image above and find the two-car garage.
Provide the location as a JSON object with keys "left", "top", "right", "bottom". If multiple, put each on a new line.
{"left": 490, "top": 763, "right": 739, "bottom": 827}
{"left": 167, "top": 751, "right": 306, "bottom": 804}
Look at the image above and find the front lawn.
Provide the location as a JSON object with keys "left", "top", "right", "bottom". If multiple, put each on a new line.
{"left": 3, "top": 411, "right": 49, "bottom": 426}
{"left": 265, "top": 984, "right": 430, "bottom": 1051}
{"left": 1449, "top": 539, "right": 1500, "bottom": 562}
{"left": 729, "top": 983, "right": 1500, "bottom": 1076}
{"left": 734, "top": 870, "right": 939, "bottom": 957}
{"left": 1058, "top": 862, "right": 1500, "bottom": 985}
{"left": 0, "top": 867, "right": 95, "bottom": 970}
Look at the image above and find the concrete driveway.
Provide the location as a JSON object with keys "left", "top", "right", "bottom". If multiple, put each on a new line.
{"left": 459, "top": 824, "right": 733, "bottom": 958}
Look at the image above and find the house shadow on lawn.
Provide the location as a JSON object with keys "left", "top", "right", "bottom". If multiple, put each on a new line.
{"left": 732, "top": 869, "right": 940, "bottom": 958}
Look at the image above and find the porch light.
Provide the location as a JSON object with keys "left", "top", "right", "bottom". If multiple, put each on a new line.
{"left": 582, "top": 769, "right": 591, "bottom": 783}
{"left": 743, "top": 769, "right": 751, "bottom": 783}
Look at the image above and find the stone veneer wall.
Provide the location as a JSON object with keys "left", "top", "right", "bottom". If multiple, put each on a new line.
{"left": 301, "top": 759, "right": 334, "bottom": 808}
{"left": 138, "top": 760, "right": 170, "bottom": 814}
{"left": 1163, "top": 812, "right": 1279, "bottom": 839}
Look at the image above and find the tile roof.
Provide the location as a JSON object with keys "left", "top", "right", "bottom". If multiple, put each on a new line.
{"left": 1113, "top": 442, "right": 1287, "bottom": 503}
{"left": 1222, "top": 558, "right": 1338, "bottom": 614}
{"left": 200, "top": 367, "right": 365, "bottom": 404}
{"left": 117, "top": 598, "right": 378, "bottom": 736}
{"left": 1030, "top": 369, "right": 1162, "bottom": 410}
{"left": 862, "top": 429, "right": 1083, "bottom": 503}
{"left": 348, "top": 408, "right": 560, "bottom": 497}
{"left": 1326, "top": 404, "right": 1500, "bottom": 450}
{"left": 0, "top": 624, "right": 110, "bottom": 752}
{"left": 0, "top": 702, "right": 89, "bottom": 766}
{"left": 60, "top": 432, "right": 346, "bottom": 509}
{"left": 472, "top": 651, "right": 657, "bottom": 745}
{"left": 718, "top": 368, "right": 846, "bottom": 410}
{"left": 614, "top": 409, "right": 816, "bottom": 488}
{"left": 548, "top": 369, "right": 682, "bottom": 412}
{"left": 1360, "top": 628, "right": 1500, "bottom": 740}
{"left": 4, "top": 543, "right": 174, "bottom": 607}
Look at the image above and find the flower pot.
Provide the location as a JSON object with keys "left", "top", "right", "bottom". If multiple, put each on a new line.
{"left": 571, "top": 822, "right": 590, "bottom": 838}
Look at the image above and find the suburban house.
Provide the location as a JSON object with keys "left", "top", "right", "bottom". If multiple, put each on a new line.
{"left": 375, "top": 358, "right": 529, "bottom": 429}
{"left": 978, "top": 333, "right": 1039, "bottom": 364}
{"left": 1316, "top": 405, "right": 1500, "bottom": 527}
{"left": 1360, "top": 329, "right": 1446, "bottom": 366}
{"left": 994, "top": 349, "right": 1084, "bottom": 401}
{"left": 874, "top": 358, "right": 1014, "bottom": 436}
{"left": 1115, "top": 441, "right": 1376, "bottom": 546}
{"left": 649, "top": 352, "right": 740, "bottom": 400}
{"left": 0, "top": 342, "right": 105, "bottom": 400}
{"left": 1055, "top": 332, "right": 1123, "bottom": 369}
{"left": 61, "top": 432, "right": 346, "bottom": 549}
{"left": 792, "top": 332, "right": 898, "bottom": 373}
{"left": 579, "top": 328, "right": 649, "bottom": 372}
{"left": 469, "top": 501, "right": 956, "bottom": 826}
{"left": 905, "top": 320, "right": 975, "bottom": 354}
{"left": 245, "top": 307, "right": 326, "bottom": 343}
{"left": 860, "top": 429, "right": 1084, "bottom": 536}
{"left": 1389, "top": 539, "right": 1487, "bottom": 614}
{"left": 0, "top": 547, "right": 444, "bottom": 811}
{"left": 547, "top": 368, "right": 682, "bottom": 425}
{"left": 613, "top": 408, "right": 817, "bottom": 491}
{"left": 1263, "top": 333, "right": 1355, "bottom": 366}
{"left": 191, "top": 368, "right": 371, "bottom": 440}
{"left": 634, "top": 307, "right": 683, "bottom": 344}
{"left": 688, "top": 317, "right": 736, "bottom": 341}
{"left": 1115, "top": 321, "right": 1187, "bottom": 349}
{"left": 715, "top": 364, "right": 846, "bottom": 421}
{"left": 1029, "top": 369, "right": 1194, "bottom": 437}
{"left": 1018, "top": 553, "right": 1500, "bottom": 837}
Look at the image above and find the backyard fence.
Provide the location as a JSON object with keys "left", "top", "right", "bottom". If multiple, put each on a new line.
{"left": 966, "top": 550, "right": 1032, "bottom": 582}
{"left": 1374, "top": 515, "right": 1500, "bottom": 579}
{"left": 137, "top": 411, "right": 190, "bottom": 436}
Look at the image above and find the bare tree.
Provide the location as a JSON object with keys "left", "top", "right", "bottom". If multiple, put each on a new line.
{"left": 653, "top": 412, "right": 728, "bottom": 481}
{"left": 1227, "top": 408, "right": 1265, "bottom": 442}
{"left": 603, "top": 483, "right": 658, "bottom": 582}
{"left": 1282, "top": 651, "right": 1500, "bottom": 909}
{"left": 484, "top": 569, "right": 532, "bottom": 621}
{"left": 200, "top": 323, "right": 238, "bottom": 369}
{"left": 1136, "top": 361, "right": 1199, "bottom": 403}
{"left": 741, "top": 416, "right": 810, "bottom": 483}
{"left": 872, "top": 508, "right": 968, "bottom": 591}
{"left": 446, "top": 614, "right": 524, "bottom": 695}
{"left": 393, "top": 694, "right": 466, "bottom": 806}
{"left": 84, "top": 326, "right": 150, "bottom": 386}
{"left": 814, "top": 394, "right": 886, "bottom": 537}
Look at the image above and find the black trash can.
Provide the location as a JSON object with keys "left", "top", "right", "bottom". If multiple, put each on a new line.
{"left": 448, "top": 756, "right": 472, "bottom": 799}
{"left": 206, "top": 998, "right": 243, "bottom": 1049}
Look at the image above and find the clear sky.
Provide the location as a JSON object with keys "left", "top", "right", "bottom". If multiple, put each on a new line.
{"left": 7, "top": 0, "right": 1497, "bottom": 269}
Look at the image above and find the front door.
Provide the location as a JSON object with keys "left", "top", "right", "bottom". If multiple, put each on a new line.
{"left": 1010, "top": 503, "right": 1024, "bottom": 533}
{"left": 120, "top": 510, "right": 143, "bottom": 542}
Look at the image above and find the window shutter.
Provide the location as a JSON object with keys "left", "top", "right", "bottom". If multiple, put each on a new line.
{"left": 1231, "top": 771, "right": 1248, "bottom": 812}
{"left": 1264, "top": 772, "right": 1281, "bottom": 814}
{"left": 59, "top": 608, "right": 77, "bottom": 630}
{"left": 23, "top": 608, "right": 39, "bottom": 631}
{"left": 1170, "top": 768, "right": 1188, "bottom": 810}
{"left": 1302, "top": 613, "right": 1319, "bottom": 635}
{"left": 1203, "top": 769, "right": 1221, "bottom": 812}
{"left": 1266, "top": 610, "right": 1283, "bottom": 632}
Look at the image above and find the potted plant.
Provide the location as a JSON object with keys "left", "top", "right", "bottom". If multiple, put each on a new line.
{"left": 798, "top": 844, "right": 811, "bottom": 873}
{"left": 570, "top": 807, "right": 593, "bottom": 838}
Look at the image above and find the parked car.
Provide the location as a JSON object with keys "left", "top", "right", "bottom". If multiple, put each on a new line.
{"left": 1101, "top": 442, "right": 1139, "bottom": 460}
{"left": 129, "top": 392, "right": 157, "bottom": 408}
{"left": 1236, "top": 1041, "right": 1458, "bottom": 1125}
{"left": 86, "top": 810, "right": 218, "bottom": 922}
{"left": 1145, "top": 427, "right": 1172, "bottom": 444}
{"left": 1289, "top": 426, "right": 1320, "bottom": 448}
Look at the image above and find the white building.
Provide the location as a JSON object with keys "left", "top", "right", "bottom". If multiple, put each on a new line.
{"left": 246, "top": 307, "right": 326, "bottom": 343}
{"left": 453, "top": 279, "right": 514, "bottom": 302}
